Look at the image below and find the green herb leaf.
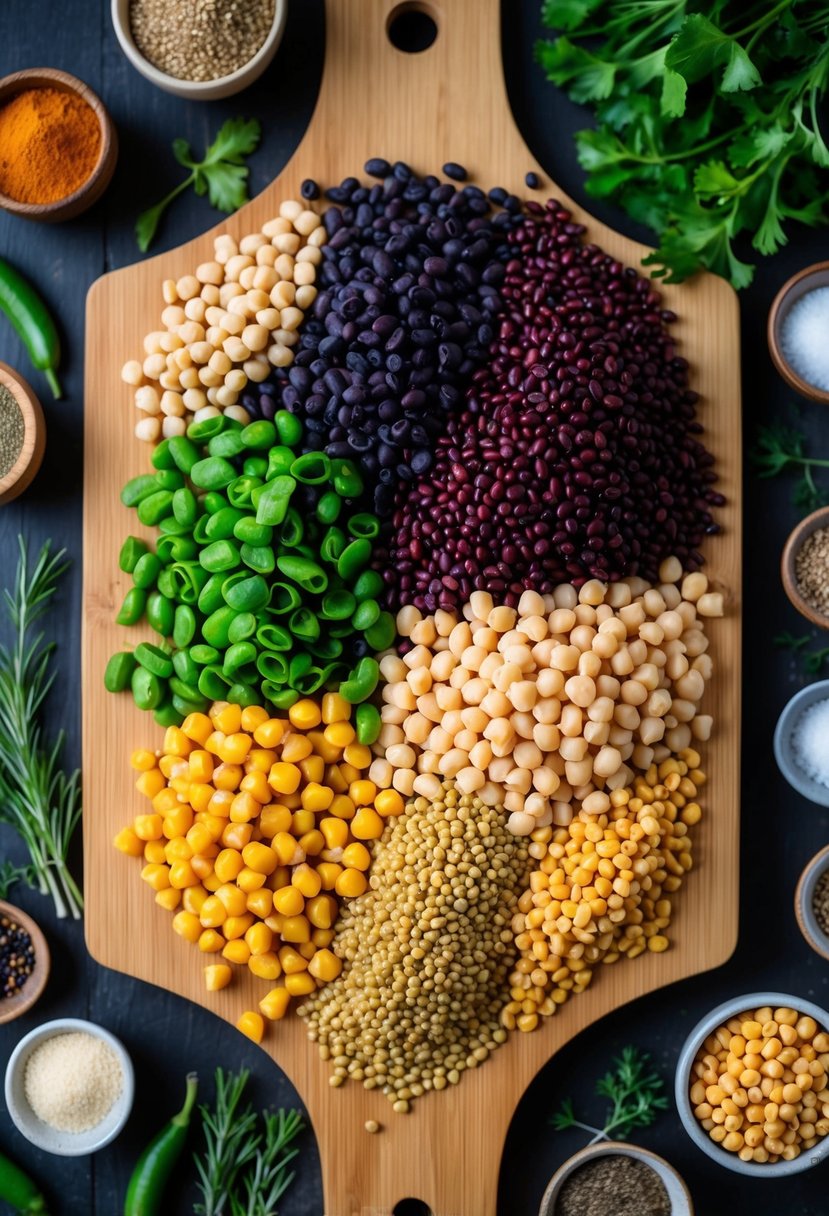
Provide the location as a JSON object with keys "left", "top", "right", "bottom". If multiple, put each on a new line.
{"left": 551, "top": 1047, "right": 668, "bottom": 1144}
{"left": 660, "top": 68, "right": 687, "bottom": 117}
{"left": 536, "top": 37, "right": 616, "bottom": 103}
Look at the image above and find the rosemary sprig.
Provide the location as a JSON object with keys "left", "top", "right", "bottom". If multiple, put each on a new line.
{"left": 194, "top": 1069, "right": 303, "bottom": 1216}
{"left": 774, "top": 631, "right": 829, "bottom": 675}
{"left": 0, "top": 538, "right": 82, "bottom": 919}
{"left": 751, "top": 422, "right": 829, "bottom": 513}
{"left": 551, "top": 1046, "right": 668, "bottom": 1145}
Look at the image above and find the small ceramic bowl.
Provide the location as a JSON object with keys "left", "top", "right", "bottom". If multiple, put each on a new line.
{"left": 773, "top": 679, "right": 829, "bottom": 807}
{"left": 676, "top": 992, "right": 829, "bottom": 1176}
{"left": 768, "top": 262, "right": 829, "bottom": 404}
{"left": 538, "top": 1142, "right": 693, "bottom": 1216}
{"left": 0, "top": 362, "right": 45, "bottom": 504}
{"left": 111, "top": 0, "right": 288, "bottom": 100}
{"left": 781, "top": 505, "right": 829, "bottom": 630}
{"left": 4, "top": 1017, "right": 134, "bottom": 1155}
{"left": 0, "top": 900, "right": 50, "bottom": 1024}
{"left": 795, "top": 843, "right": 829, "bottom": 962}
{"left": 0, "top": 68, "right": 117, "bottom": 222}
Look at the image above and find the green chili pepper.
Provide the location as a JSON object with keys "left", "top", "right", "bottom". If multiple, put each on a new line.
{"left": 132, "top": 552, "right": 161, "bottom": 590}
{"left": 321, "top": 589, "right": 356, "bottom": 620}
{"left": 223, "top": 573, "right": 270, "bottom": 613}
{"left": 268, "top": 581, "right": 301, "bottom": 614}
{"left": 227, "top": 612, "right": 257, "bottom": 643}
{"left": 146, "top": 591, "right": 175, "bottom": 637}
{"left": 290, "top": 451, "right": 331, "bottom": 484}
{"left": 332, "top": 458, "right": 363, "bottom": 498}
{"left": 120, "top": 536, "right": 149, "bottom": 573}
{"left": 275, "top": 409, "right": 302, "bottom": 446}
{"left": 353, "top": 599, "right": 381, "bottom": 631}
{"left": 123, "top": 1073, "right": 198, "bottom": 1216}
{"left": 190, "top": 456, "right": 237, "bottom": 491}
{"left": 347, "top": 512, "right": 380, "bottom": 540}
{"left": 266, "top": 446, "right": 295, "bottom": 479}
{"left": 121, "top": 474, "right": 158, "bottom": 508}
{"left": 241, "top": 419, "right": 277, "bottom": 449}
{"left": 151, "top": 439, "right": 176, "bottom": 471}
{"left": 276, "top": 554, "right": 328, "bottom": 594}
{"left": 137, "top": 491, "right": 175, "bottom": 527}
{"left": 0, "top": 1144, "right": 50, "bottom": 1214}
{"left": 288, "top": 606, "right": 320, "bottom": 642}
{"left": 355, "top": 702, "right": 382, "bottom": 745}
{"left": 339, "top": 656, "right": 380, "bottom": 703}
{"left": 132, "top": 666, "right": 163, "bottom": 711}
{"left": 364, "top": 611, "right": 396, "bottom": 651}
{"left": 316, "top": 491, "right": 342, "bottom": 525}
{"left": 104, "top": 651, "right": 137, "bottom": 693}
{"left": 208, "top": 429, "right": 246, "bottom": 459}
{"left": 256, "top": 622, "right": 292, "bottom": 652}
{"left": 0, "top": 257, "right": 62, "bottom": 398}
{"left": 234, "top": 517, "right": 272, "bottom": 547}
{"left": 153, "top": 701, "right": 183, "bottom": 727}
{"left": 166, "top": 435, "right": 200, "bottom": 474}
{"left": 256, "top": 475, "right": 295, "bottom": 526}
{"left": 337, "top": 538, "right": 372, "bottom": 580}
{"left": 353, "top": 569, "right": 384, "bottom": 602}
{"left": 116, "top": 586, "right": 147, "bottom": 627}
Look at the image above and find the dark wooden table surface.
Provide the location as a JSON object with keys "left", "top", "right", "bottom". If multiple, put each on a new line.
{"left": 0, "top": 2, "right": 827, "bottom": 1214}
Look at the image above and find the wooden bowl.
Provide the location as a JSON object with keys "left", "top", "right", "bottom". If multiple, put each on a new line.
{"left": 111, "top": 0, "right": 288, "bottom": 100}
{"left": 780, "top": 504, "right": 829, "bottom": 630}
{"left": 768, "top": 262, "right": 829, "bottom": 404}
{"left": 0, "top": 899, "right": 50, "bottom": 1024}
{"left": 0, "top": 68, "right": 118, "bottom": 222}
{"left": 795, "top": 844, "right": 829, "bottom": 962}
{"left": 538, "top": 1142, "right": 693, "bottom": 1216}
{"left": 0, "top": 362, "right": 45, "bottom": 504}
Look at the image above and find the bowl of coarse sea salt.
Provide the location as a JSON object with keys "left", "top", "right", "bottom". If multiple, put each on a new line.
{"left": 4, "top": 1017, "right": 134, "bottom": 1155}
{"left": 768, "top": 262, "right": 829, "bottom": 404}
{"left": 774, "top": 679, "right": 829, "bottom": 808}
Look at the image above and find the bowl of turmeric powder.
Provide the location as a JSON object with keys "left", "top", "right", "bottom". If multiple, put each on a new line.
{"left": 0, "top": 68, "right": 117, "bottom": 222}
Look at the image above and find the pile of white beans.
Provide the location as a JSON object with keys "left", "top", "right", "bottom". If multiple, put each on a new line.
{"left": 371, "top": 558, "right": 722, "bottom": 835}
{"left": 121, "top": 200, "right": 325, "bottom": 441}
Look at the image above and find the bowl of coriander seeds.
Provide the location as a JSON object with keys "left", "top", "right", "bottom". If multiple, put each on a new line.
{"left": 0, "top": 362, "right": 45, "bottom": 505}
{"left": 111, "top": 0, "right": 288, "bottom": 100}
{"left": 782, "top": 505, "right": 829, "bottom": 631}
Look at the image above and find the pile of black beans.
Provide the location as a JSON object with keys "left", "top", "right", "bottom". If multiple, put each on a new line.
{"left": 242, "top": 160, "right": 521, "bottom": 515}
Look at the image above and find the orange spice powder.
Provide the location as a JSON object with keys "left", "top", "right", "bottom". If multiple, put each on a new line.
{"left": 0, "top": 87, "right": 101, "bottom": 204}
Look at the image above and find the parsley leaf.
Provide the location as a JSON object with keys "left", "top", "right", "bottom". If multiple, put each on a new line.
{"left": 551, "top": 1047, "right": 669, "bottom": 1143}
{"left": 135, "top": 118, "right": 261, "bottom": 254}
{"left": 537, "top": 1, "right": 829, "bottom": 286}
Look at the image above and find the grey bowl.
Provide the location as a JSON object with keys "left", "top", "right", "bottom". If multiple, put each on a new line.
{"left": 676, "top": 992, "right": 829, "bottom": 1177}
{"left": 4, "top": 1017, "right": 134, "bottom": 1155}
{"left": 795, "top": 844, "right": 829, "bottom": 961}
{"left": 773, "top": 680, "right": 829, "bottom": 807}
{"left": 538, "top": 1141, "right": 694, "bottom": 1215}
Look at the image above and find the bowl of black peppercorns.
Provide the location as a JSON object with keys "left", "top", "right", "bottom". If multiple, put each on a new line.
{"left": 0, "top": 899, "right": 49, "bottom": 1024}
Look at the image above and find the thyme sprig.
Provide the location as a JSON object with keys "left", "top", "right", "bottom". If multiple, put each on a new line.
{"left": 551, "top": 1046, "right": 668, "bottom": 1145}
{"left": 0, "top": 538, "right": 82, "bottom": 919}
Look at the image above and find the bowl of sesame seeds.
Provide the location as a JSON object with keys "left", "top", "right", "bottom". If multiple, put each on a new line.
{"left": 0, "top": 899, "right": 50, "bottom": 1024}
{"left": 782, "top": 505, "right": 829, "bottom": 631}
{"left": 111, "top": 0, "right": 288, "bottom": 100}
{"left": 0, "top": 362, "right": 45, "bottom": 506}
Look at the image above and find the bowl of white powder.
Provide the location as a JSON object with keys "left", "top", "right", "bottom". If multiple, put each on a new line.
{"left": 4, "top": 1017, "right": 134, "bottom": 1154}
{"left": 774, "top": 679, "right": 829, "bottom": 808}
{"left": 768, "top": 262, "right": 829, "bottom": 404}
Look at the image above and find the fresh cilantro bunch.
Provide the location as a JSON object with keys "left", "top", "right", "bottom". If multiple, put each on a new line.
{"left": 136, "top": 117, "right": 261, "bottom": 253}
{"left": 537, "top": 1, "right": 829, "bottom": 287}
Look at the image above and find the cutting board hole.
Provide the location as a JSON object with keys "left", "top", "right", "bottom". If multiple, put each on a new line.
{"left": 387, "top": 4, "right": 438, "bottom": 53}
{"left": 393, "top": 1201, "right": 433, "bottom": 1216}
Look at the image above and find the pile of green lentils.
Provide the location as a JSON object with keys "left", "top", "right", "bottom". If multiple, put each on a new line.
{"left": 298, "top": 781, "right": 529, "bottom": 1112}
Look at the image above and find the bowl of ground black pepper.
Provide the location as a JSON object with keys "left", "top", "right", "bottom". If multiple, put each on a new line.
{"left": 0, "top": 900, "right": 50, "bottom": 1024}
{"left": 795, "top": 844, "right": 829, "bottom": 962}
{"left": 782, "top": 505, "right": 829, "bottom": 630}
{"left": 538, "top": 1142, "right": 693, "bottom": 1216}
{"left": 0, "top": 362, "right": 45, "bottom": 504}
{"left": 0, "top": 68, "right": 117, "bottom": 221}
{"left": 111, "top": 0, "right": 288, "bottom": 100}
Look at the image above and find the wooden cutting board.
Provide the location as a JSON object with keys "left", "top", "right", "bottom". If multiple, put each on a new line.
{"left": 84, "top": 2, "right": 742, "bottom": 1213}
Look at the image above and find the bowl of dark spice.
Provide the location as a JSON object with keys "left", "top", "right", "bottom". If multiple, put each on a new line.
{"left": 0, "top": 899, "right": 49, "bottom": 1024}
{"left": 774, "top": 678, "right": 829, "bottom": 807}
{"left": 0, "top": 67, "right": 117, "bottom": 222}
{"left": 795, "top": 844, "right": 829, "bottom": 962}
{"left": 768, "top": 263, "right": 829, "bottom": 405}
{"left": 538, "top": 1143, "right": 693, "bottom": 1216}
{"left": 0, "top": 361, "right": 45, "bottom": 504}
{"left": 782, "top": 505, "right": 829, "bottom": 630}
{"left": 111, "top": 0, "right": 288, "bottom": 100}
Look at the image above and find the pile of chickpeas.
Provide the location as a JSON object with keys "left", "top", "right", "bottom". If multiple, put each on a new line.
{"left": 504, "top": 754, "right": 703, "bottom": 1032}
{"left": 377, "top": 559, "right": 721, "bottom": 836}
{"left": 121, "top": 200, "right": 325, "bottom": 442}
{"left": 690, "top": 1006, "right": 829, "bottom": 1163}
